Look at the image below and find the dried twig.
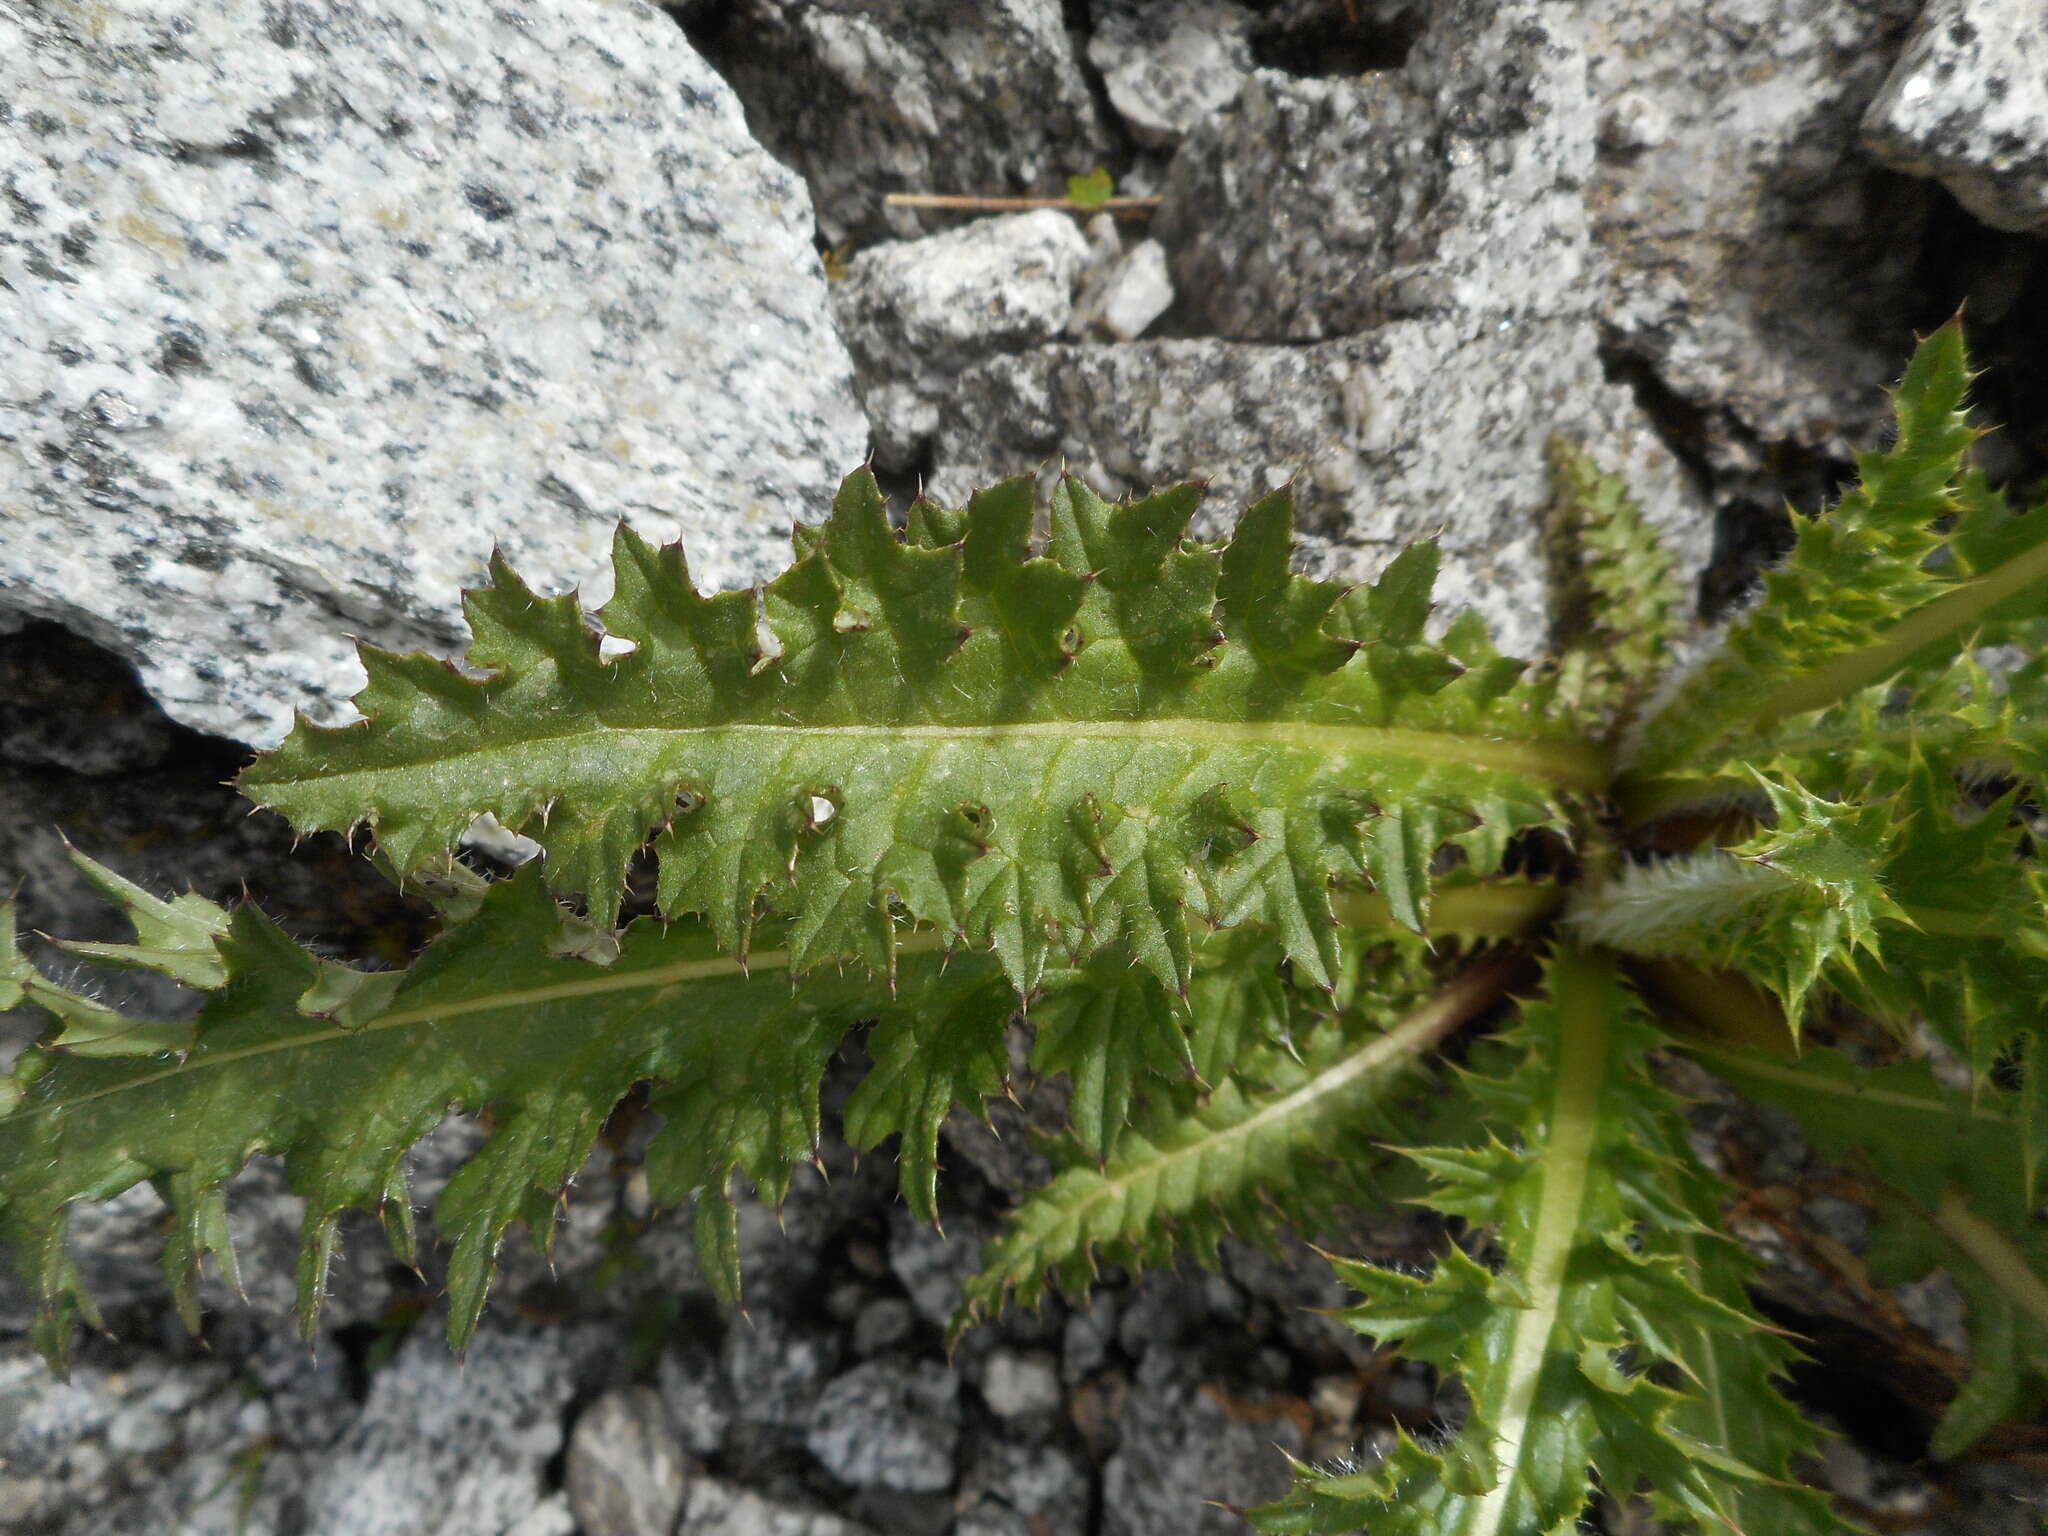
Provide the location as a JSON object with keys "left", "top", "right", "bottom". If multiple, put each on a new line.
{"left": 883, "top": 192, "right": 1161, "bottom": 218}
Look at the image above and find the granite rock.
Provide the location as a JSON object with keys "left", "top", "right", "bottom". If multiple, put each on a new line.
{"left": 888, "top": 1206, "right": 984, "bottom": 1328}
{"left": 298, "top": 1322, "right": 606, "bottom": 1536}
{"left": 504, "top": 1496, "right": 579, "bottom": 1536}
{"left": 851, "top": 1296, "right": 918, "bottom": 1357}
{"left": 1157, "top": 1, "right": 1599, "bottom": 340}
{"left": 976, "top": 1349, "right": 1063, "bottom": 1423}
{"left": 1862, "top": 0, "right": 2048, "bottom": 234}
{"left": 804, "top": 1359, "right": 960, "bottom": 1492}
{"left": 708, "top": 0, "right": 1109, "bottom": 243}
{"left": 1587, "top": 0, "right": 1933, "bottom": 452}
{"left": 0, "top": 1339, "right": 318, "bottom": 1535}
{"left": 1088, "top": 0, "right": 1257, "bottom": 148}
{"left": 0, "top": 0, "right": 864, "bottom": 747}
{"left": 683, "top": 1477, "right": 880, "bottom": 1536}
{"left": 831, "top": 212, "right": 1091, "bottom": 472}
{"left": 564, "top": 1386, "right": 689, "bottom": 1536}
{"left": 1101, "top": 1347, "right": 1304, "bottom": 1536}
{"left": 657, "top": 1332, "right": 737, "bottom": 1459}
{"left": 1157, "top": 69, "right": 1442, "bottom": 342}
{"left": 1157, "top": 0, "right": 1934, "bottom": 461}
{"left": 724, "top": 1307, "right": 841, "bottom": 1431}
{"left": 929, "top": 319, "right": 1710, "bottom": 660}
{"left": 958, "top": 1440, "right": 1093, "bottom": 1535}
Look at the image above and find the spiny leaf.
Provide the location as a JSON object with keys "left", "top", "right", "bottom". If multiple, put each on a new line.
{"left": 1544, "top": 435, "right": 1688, "bottom": 722}
{"left": 1628, "top": 318, "right": 1986, "bottom": 778}
{"left": 959, "top": 946, "right": 1500, "bottom": 1331}
{"left": 0, "top": 848, "right": 231, "bottom": 1058}
{"left": 1254, "top": 948, "right": 1824, "bottom": 1534}
{"left": 843, "top": 966, "right": 1018, "bottom": 1220}
{"left": 1570, "top": 775, "right": 1907, "bottom": 1026}
{"left": 242, "top": 473, "right": 1599, "bottom": 995}
{"left": 48, "top": 845, "right": 231, "bottom": 989}
{"left": 1028, "top": 949, "right": 1195, "bottom": 1162}
{"left": 0, "top": 871, "right": 991, "bottom": 1366}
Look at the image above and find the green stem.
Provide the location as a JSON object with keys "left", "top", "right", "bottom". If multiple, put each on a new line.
{"left": 1933, "top": 1187, "right": 2048, "bottom": 1339}
{"left": 1332, "top": 882, "right": 1562, "bottom": 939}
{"left": 1465, "top": 943, "right": 1611, "bottom": 1536}
{"left": 1631, "top": 958, "right": 1796, "bottom": 1055}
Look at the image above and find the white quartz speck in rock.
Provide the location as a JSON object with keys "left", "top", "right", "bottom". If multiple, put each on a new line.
{"left": 0, "top": 0, "right": 865, "bottom": 747}
{"left": 1071, "top": 239, "right": 1176, "bottom": 342}
{"left": 978, "top": 1350, "right": 1063, "bottom": 1420}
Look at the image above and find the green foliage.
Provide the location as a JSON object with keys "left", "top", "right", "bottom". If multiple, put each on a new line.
{"left": 1066, "top": 165, "right": 1115, "bottom": 207}
{"left": 241, "top": 474, "right": 1592, "bottom": 992}
{"left": 7, "top": 318, "right": 2048, "bottom": 1534}
{"left": 1544, "top": 435, "right": 1686, "bottom": 723}
{"left": 1251, "top": 949, "right": 1833, "bottom": 1536}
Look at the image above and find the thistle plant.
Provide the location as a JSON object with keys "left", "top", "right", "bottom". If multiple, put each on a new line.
{"left": 5, "top": 320, "right": 2047, "bottom": 1532}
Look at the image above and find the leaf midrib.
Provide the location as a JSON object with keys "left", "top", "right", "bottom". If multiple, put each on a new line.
{"left": 1018, "top": 956, "right": 1521, "bottom": 1253}
{"left": 13, "top": 931, "right": 955, "bottom": 1123}
{"left": 254, "top": 719, "right": 1611, "bottom": 793}
{"left": 1464, "top": 946, "right": 1610, "bottom": 1536}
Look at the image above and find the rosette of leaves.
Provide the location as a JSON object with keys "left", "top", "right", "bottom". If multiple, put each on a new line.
{"left": 5, "top": 320, "right": 2047, "bottom": 1533}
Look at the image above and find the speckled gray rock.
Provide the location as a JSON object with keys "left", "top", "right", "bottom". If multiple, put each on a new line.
{"left": 683, "top": 1477, "right": 880, "bottom": 1536}
{"left": 929, "top": 319, "right": 1709, "bottom": 660}
{"left": 1157, "top": 0, "right": 1597, "bottom": 340}
{"left": 804, "top": 1360, "right": 960, "bottom": 1492}
{"left": 299, "top": 1322, "right": 606, "bottom": 1536}
{"left": 1587, "top": 0, "right": 1931, "bottom": 452}
{"left": 564, "top": 1387, "right": 689, "bottom": 1536}
{"left": 1088, "top": 0, "right": 1256, "bottom": 148}
{"left": 888, "top": 1206, "right": 983, "bottom": 1327}
{"left": 1158, "top": 0, "right": 1930, "bottom": 457}
{"left": 504, "top": 1496, "right": 579, "bottom": 1536}
{"left": 0, "top": 0, "right": 865, "bottom": 747}
{"left": 958, "top": 1441, "right": 1093, "bottom": 1536}
{"left": 710, "top": 0, "right": 1109, "bottom": 243}
{"left": 724, "top": 1307, "right": 841, "bottom": 1430}
{"left": 1157, "top": 69, "right": 1438, "bottom": 341}
{"left": 1862, "top": 0, "right": 2048, "bottom": 234}
{"left": 831, "top": 212, "right": 1091, "bottom": 472}
{"left": 0, "top": 1339, "right": 325, "bottom": 1535}
{"left": 1101, "top": 1348, "right": 1304, "bottom": 1536}
{"left": 657, "top": 1333, "right": 736, "bottom": 1458}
